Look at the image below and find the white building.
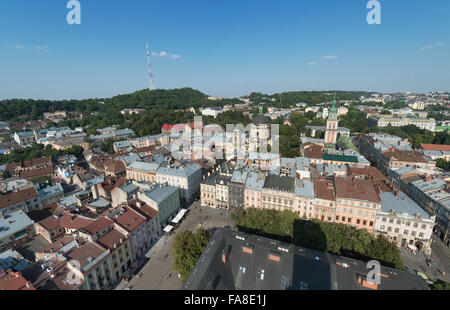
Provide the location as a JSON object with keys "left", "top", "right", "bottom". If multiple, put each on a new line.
{"left": 375, "top": 191, "right": 435, "bottom": 255}
{"left": 201, "top": 107, "right": 223, "bottom": 118}
{"left": 156, "top": 163, "right": 202, "bottom": 206}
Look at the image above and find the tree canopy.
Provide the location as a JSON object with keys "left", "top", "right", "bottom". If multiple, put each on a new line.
{"left": 172, "top": 229, "right": 212, "bottom": 282}
{"left": 231, "top": 208, "right": 403, "bottom": 269}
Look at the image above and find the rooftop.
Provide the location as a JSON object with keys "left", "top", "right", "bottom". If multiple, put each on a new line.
{"left": 0, "top": 211, "right": 34, "bottom": 240}
{"left": 183, "top": 228, "right": 429, "bottom": 290}
{"left": 263, "top": 175, "right": 295, "bottom": 193}
{"left": 379, "top": 191, "right": 432, "bottom": 220}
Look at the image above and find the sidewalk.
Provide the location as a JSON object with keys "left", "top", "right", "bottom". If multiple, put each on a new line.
{"left": 115, "top": 236, "right": 168, "bottom": 290}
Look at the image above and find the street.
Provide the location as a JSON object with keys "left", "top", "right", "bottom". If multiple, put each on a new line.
{"left": 399, "top": 234, "right": 450, "bottom": 283}
{"left": 117, "top": 201, "right": 234, "bottom": 290}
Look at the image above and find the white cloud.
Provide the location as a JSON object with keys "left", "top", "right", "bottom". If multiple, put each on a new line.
{"left": 151, "top": 50, "right": 181, "bottom": 59}
{"left": 307, "top": 61, "right": 317, "bottom": 65}
{"left": 7, "top": 44, "right": 48, "bottom": 51}
{"left": 7, "top": 44, "right": 26, "bottom": 49}
{"left": 321, "top": 55, "right": 338, "bottom": 60}
{"left": 418, "top": 41, "right": 444, "bottom": 52}
{"left": 34, "top": 45, "right": 49, "bottom": 51}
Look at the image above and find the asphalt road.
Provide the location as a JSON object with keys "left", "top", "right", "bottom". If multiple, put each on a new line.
{"left": 400, "top": 234, "right": 450, "bottom": 283}
{"left": 119, "top": 202, "right": 234, "bottom": 290}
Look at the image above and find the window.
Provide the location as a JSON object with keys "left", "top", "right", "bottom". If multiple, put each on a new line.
{"left": 239, "top": 264, "right": 246, "bottom": 274}
{"left": 281, "top": 276, "right": 290, "bottom": 290}
{"left": 421, "top": 224, "right": 426, "bottom": 230}
{"left": 256, "top": 269, "right": 265, "bottom": 280}
{"left": 299, "top": 281, "right": 308, "bottom": 290}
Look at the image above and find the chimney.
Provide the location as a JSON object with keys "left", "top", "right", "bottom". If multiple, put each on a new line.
{"left": 113, "top": 243, "right": 117, "bottom": 249}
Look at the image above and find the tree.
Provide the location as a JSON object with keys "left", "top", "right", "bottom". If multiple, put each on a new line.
{"left": 172, "top": 229, "right": 212, "bottom": 282}
{"left": 231, "top": 208, "right": 404, "bottom": 269}
{"left": 429, "top": 279, "right": 450, "bottom": 290}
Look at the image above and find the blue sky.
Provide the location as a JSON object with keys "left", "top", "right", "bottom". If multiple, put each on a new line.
{"left": 0, "top": 0, "right": 449, "bottom": 100}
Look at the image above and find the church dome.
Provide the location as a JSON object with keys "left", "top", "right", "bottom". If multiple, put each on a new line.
{"left": 252, "top": 115, "right": 270, "bottom": 125}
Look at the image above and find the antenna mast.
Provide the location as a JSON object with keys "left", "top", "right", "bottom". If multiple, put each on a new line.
{"left": 146, "top": 41, "right": 155, "bottom": 90}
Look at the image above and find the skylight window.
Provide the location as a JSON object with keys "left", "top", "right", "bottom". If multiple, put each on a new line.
{"left": 256, "top": 268, "right": 265, "bottom": 280}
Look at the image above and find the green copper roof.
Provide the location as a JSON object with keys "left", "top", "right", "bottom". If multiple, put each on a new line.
{"left": 322, "top": 153, "right": 358, "bottom": 163}
{"left": 330, "top": 96, "right": 337, "bottom": 114}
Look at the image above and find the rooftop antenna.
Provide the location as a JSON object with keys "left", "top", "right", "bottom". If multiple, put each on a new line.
{"left": 146, "top": 41, "right": 155, "bottom": 90}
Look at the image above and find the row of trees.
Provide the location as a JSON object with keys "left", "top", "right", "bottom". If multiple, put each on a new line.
{"left": 231, "top": 208, "right": 404, "bottom": 269}
{"left": 0, "top": 144, "right": 84, "bottom": 165}
{"left": 172, "top": 229, "right": 212, "bottom": 282}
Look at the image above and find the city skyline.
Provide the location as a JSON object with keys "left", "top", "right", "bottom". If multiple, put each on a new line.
{"left": 1, "top": 0, "right": 449, "bottom": 100}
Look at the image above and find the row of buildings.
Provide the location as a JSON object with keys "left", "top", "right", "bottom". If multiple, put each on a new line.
{"left": 356, "top": 133, "right": 449, "bottom": 246}
{"left": 200, "top": 160, "right": 436, "bottom": 254}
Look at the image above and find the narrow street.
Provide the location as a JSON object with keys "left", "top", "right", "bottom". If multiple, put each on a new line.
{"left": 116, "top": 202, "right": 234, "bottom": 290}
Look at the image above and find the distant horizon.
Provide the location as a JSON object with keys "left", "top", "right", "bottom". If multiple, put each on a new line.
{"left": 0, "top": 87, "right": 449, "bottom": 102}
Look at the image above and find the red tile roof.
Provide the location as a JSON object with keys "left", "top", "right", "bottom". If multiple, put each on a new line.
{"left": 19, "top": 165, "right": 53, "bottom": 179}
{"left": 38, "top": 215, "right": 62, "bottom": 231}
{"left": 420, "top": 143, "right": 450, "bottom": 152}
{"left": 81, "top": 216, "right": 114, "bottom": 235}
{"left": 313, "top": 179, "right": 335, "bottom": 201}
{"left": 104, "top": 206, "right": 146, "bottom": 232}
{"left": 0, "top": 270, "right": 35, "bottom": 290}
{"left": 97, "top": 228, "right": 127, "bottom": 250}
{"left": 0, "top": 187, "right": 39, "bottom": 210}
{"left": 59, "top": 212, "right": 95, "bottom": 230}
{"left": 23, "top": 156, "right": 51, "bottom": 168}
{"left": 334, "top": 177, "right": 380, "bottom": 203}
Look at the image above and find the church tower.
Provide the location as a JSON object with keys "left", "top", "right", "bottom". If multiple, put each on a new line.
{"left": 324, "top": 96, "right": 339, "bottom": 146}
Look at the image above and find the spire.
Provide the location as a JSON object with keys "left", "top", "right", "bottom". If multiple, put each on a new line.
{"left": 331, "top": 94, "right": 337, "bottom": 114}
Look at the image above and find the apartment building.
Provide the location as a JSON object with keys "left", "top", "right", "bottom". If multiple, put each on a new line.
{"left": 375, "top": 191, "right": 435, "bottom": 254}
{"left": 156, "top": 162, "right": 202, "bottom": 206}
{"left": 261, "top": 175, "right": 296, "bottom": 212}
{"left": 201, "top": 173, "right": 218, "bottom": 208}
{"left": 368, "top": 115, "right": 436, "bottom": 132}
{"left": 228, "top": 171, "right": 249, "bottom": 209}
{"left": 295, "top": 179, "right": 315, "bottom": 218}
{"left": 334, "top": 177, "right": 380, "bottom": 233}
{"left": 0, "top": 186, "right": 41, "bottom": 216}
{"left": 13, "top": 131, "right": 35, "bottom": 145}
{"left": 0, "top": 211, "right": 35, "bottom": 252}
{"left": 35, "top": 214, "right": 65, "bottom": 243}
{"left": 244, "top": 172, "right": 265, "bottom": 209}
{"left": 104, "top": 206, "right": 149, "bottom": 262}
{"left": 128, "top": 199, "right": 161, "bottom": 246}
{"left": 97, "top": 228, "right": 132, "bottom": 281}
{"left": 126, "top": 161, "right": 160, "bottom": 183}
{"left": 311, "top": 179, "right": 336, "bottom": 222}
{"left": 137, "top": 184, "right": 180, "bottom": 229}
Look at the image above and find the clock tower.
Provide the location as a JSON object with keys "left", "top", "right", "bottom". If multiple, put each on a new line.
{"left": 324, "top": 96, "right": 339, "bottom": 146}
